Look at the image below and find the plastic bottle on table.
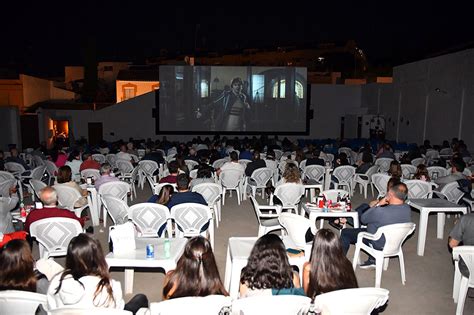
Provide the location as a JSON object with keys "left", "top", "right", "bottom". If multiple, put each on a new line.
{"left": 20, "top": 200, "right": 26, "bottom": 218}
{"left": 164, "top": 239, "right": 171, "bottom": 258}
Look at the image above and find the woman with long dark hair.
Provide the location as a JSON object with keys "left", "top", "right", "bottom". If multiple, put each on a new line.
{"left": 0, "top": 239, "right": 38, "bottom": 292}
{"left": 163, "top": 236, "right": 227, "bottom": 299}
{"left": 47, "top": 233, "right": 147, "bottom": 313}
{"left": 303, "top": 229, "right": 358, "bottom": 299}
{"left": 239, "top": 234, "right": 304, "bottom": 297}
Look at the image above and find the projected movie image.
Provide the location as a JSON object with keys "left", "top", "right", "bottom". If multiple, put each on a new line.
{"left": 158, "top": 66, "right": 307, "bottom": 133}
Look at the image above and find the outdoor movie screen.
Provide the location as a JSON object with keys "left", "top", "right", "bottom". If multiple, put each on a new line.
{"left": 158, "top": 65, "right": 308, "bottom": 134}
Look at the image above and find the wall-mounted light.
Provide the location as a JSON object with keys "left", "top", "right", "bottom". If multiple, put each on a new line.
{"left": 434, "top": 87, "right": 447, "bottom": 94}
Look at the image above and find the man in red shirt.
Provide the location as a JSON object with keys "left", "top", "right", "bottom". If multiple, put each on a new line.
{"left": 79, "top": 153, "right": 101, "bottom": 172}
{"left": 24, "top": 186, "right": 84, "bottom": 234}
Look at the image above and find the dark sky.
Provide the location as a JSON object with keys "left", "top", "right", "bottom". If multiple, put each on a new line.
{"left": 1, "top": 1, "right": 472, "bottom": 76}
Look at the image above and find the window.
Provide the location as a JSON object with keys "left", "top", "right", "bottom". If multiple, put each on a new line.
{"left": 122, "top": 83, "right": 137, "bottom": 101}
{"left": 295, "top": 81, "right": 304, "bottom": 99}
{"left": 252, "top": 74, "right": 264, "bottom": 103}
{"left": 272, "top": 79, "right": 304, "bottom": 99}
{"left": 200, "top": 80, "right": 209, "bottom": 98}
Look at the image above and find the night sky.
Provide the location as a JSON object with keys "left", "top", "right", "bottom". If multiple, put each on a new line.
{"left": 1, "top": 1, "right": 472, "bottom": 76}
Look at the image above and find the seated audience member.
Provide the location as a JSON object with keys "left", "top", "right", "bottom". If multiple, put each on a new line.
{"left": 414, "top": 164, "right": 430, "bottom": 181}
{"left": 240, "top": 234, "right": 304, "bottom": 297}
{"left": 0, "top": 185, "right": 19, "bottom": 234}
{"left": 163, "top": 236, "right": 227, "bottom": 300}
{"left": 340, "top": 182, "right": 412, "bottom": 268}
{"left": 51, "top": 147, "right": 68, "bottom": 168}
{"left": 434, "top": 158, "right": 467, "bottom": 190}
{"left": 276, "top": 163, "right": 302, "bottom": 186}
{"left": 126, "top": 142, "right": 138, "bottom": 156}
{"left": 24, "top": 186, "right": 85, "bottom": 234}
{"left": 116, "top": 144, "right": 133, "bottom": 164}
{"left": 79, "top": 153, "right": 101, "bottom": 172}
{"left": 449, "top": 212, "right": 474, "bottom": 279}
{"left": 47, "top": 233, "right": 148, "bottom": 313}
{"left": 303, "top": 229, "right": 358, "bottom": 298}
{"left": 175, "top": 154, "right": 190, "bottom": 176}
{"left": 239, "top": 144, "right": 253, "bottom": 161}
{"left": 190, "top": 164, "right": 215, "bottom": 189}
{"left": 245, "top": 151, "right": 266, "bottom": 177}
{"left": 56, "top": 165, "right": 88, "bottom": 208}
{"left": 148, "top": 184, "right": 174, "bottom": 205}
{"left": 217, "top": 151, "right": 245, "bottom": 176}
{"left": 388, "top": 160, "right": 402, "bottom": 180}
{"left": 376, "top": 143, "right": 396, "bottom": 160}
{"left": 305, "top": 148, "right": 325, "bottom": 167}
{"left": 65, "top": 150, "right": 82, "bottom": 182}
{"left": 141, "top": 149, "right": 165, "bottom": 175}
{"left": 355, "top": 151, "right": 373, "bottom": 174}
{"left": 94, "top": 163, "right": 119, "bottom": 191}
{"left": 159, "top": 161, "right": 180, "bottom": 184}
{"left": 5, "top": 147, "right": 30, "bottom": 170}
{"left": 165, "top": 174, "right": 207, "bottom": 209}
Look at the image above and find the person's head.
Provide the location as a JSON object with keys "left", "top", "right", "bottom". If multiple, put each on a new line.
{"left": 40, "top": 186, "right": 58, "bottom": 206}
{"left": 57, "top": 165, "right": 72, "bottom": 183}
{"left": 163, "top": 236, "right": 227, "bottom": 299}
{"left": 386, "top": 177, "right": 401, "bottom": 192}
{"left": 229, "top": 151, "right": 238, "bottom": 162}
{"left": 337, "top": 152, "right": 348, "bottom": 165}
{"left": 68, "top": 150, "right": 80, "bottom": 162}
{"left": 157, "top": 185, "right": 174, "bottom": 205}
{"left": 451, "top": 158, "right": 466, "bottom": 173}
{"left": 307, "top": 229, "right": 358, "bottom": 298}
{"left": 82, "top": 152, "right": 92, "bottom": 161}
{"left": 57, "top": 233, "right": 115, "bottom": 307}
{"left": 10, "top": 148, "right": 19, "bottom": 157}
{"left": 361, "top": 151, "right": 373, "bottom": 164}
{"left": 415, "top": 164, "right": 430, "bottom": 181}
{"left": 312, "top": 148, "right": 321, "bottom": 158}
{"left": 230, "top": 77, "right": 243, "bottom": 94}
{"left": 388, "top": 160, "right": 402, "bottom": 179}
{"left": 0, "top": 239, "right": 37, "bottom": 292}
{"left": 176, "top": 173, "right": 190, "bottom": 191}
{"left": 240, "top": 234, "right": 294, "bottom": 290}
{"left": 197, "top": 165, "right": 212, "bottom": 179}
{"left": 119, "top": 144, "right": 127, "bottom": 152}
{"left": 99, "top": 163, "right": 112, "bottom": 176}
{"left": 266, "top": 150, "right": 276, "bottom": 160}
{"left": 168, "top": 161, "right": 179, "bottom": 174}
{"left": 386, "top": 182, "right": 408, "bottom": 204}
{"left": 282, "top": 163, "right": 301, "bottom": 183}
{"left": 252, "top": 150, "right": 261, "bottom": 161}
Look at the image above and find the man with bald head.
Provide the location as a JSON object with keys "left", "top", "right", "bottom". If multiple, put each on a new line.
{"left": 24, "top": 186, "right": 84, "bottom": 234}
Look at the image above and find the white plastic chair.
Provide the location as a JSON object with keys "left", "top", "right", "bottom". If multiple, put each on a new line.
{"left": 238, "top": 159, "right": 252, "bottom": 169}
{"left": 231, "top": 295, "right": 311, "bottom": 315}
{"left": 192, "top": 183, "right": 223, "bottom": 227}
{"left": 400, "top": 164, "right": 416, "bottom": 180}
{"left": 29, "top": 217, "right": 83, "bottom": 259}
{"left": 44, "top": 160, "right": 59, "bottom": 185}
{"left": 170, "top": 203, "right": 214, "bottom": 248}
{"left": 353, "top": 165, "right": 379, "bottom": 199}
{"left": 153, "top": 182, "right": 177, "bottom": 196}
{"left": 29, "top": 179, "right": 47, "bottom": 200}
{"left": 352, "top": 222, "right": 416, "bottom": 288}
{"left": 184, "top": 159, "right": 199, "bottom": 171}
{"left": 272, "top": 182, "right": 305, "bottom": 214}
{"left": 106, "top": 153, "right": 118, "bottom": 169}
{"left": 98, "top": 181, "right": 130, "bottom": 227}
{"left": 0, "top": 290, "right": 47, "bottom": 315}
{"left": 410, "top": 157, "right": 425, "bottom": 167}
{"left": 371, "top": 173, "right": 391, "bottom": 198}
{"left": 49, "top": 308, "right": 132, "bottom": 315}
{"left": 143, "top": 295, "right": 232, "bottom": 315}
{"left": 138, "top": 160, "right": 159, "bottom": 190}
{"left": 303, "top": 165, "right": 325, "bottom": 184}
{"left": 374, "top": 158, "right": 393, "bottom": 173}
{"left": 212, "top": 158, "right": 228, "bottom": 170}
{"left": 91, "top": 153, "right": 106, "bottom": 164}
{"left": 331, "top": 165, "right": 355, "bottom": 195}
{"left": 246, "top": 167, "right": 273, "bottom": 199}
{"left": 314, "top": 287, "right": 389, "bottom": 315}
{"left": 116, "top": 160, "right": 138, "bottom": 200}
{"left": 129, "top": 203, "right": 170, "bottom": 237}
{"left": 220, "top": 169, "right": 244, "bottom": 205}
{"left": 404, "top": 179, "right": 433, "bottom": 199}
{"left": 278, "top": 212, "right": 312, "bottom": 250}
{"left": 432, "top": 181, "right": 465, "bottom": 204}
{"left": 53, "top": 184, "right": 89, "bottom": 218}
{"left": 80, "top": 168, "right": 101, "bottom": 182}
{"left": 4, "top": 161, "right": 28, "bottom": 200}
{"left": 249, "top": 195, "right": 282, "bottom": 237}
{"left": 452, "top": 246, "right": 474, "bottom": 314}
{"left": 101, "top": 194, "right": 130, "bottom": 226}
{"left": 320, "top": 189, "right": 349, "bottom": 203}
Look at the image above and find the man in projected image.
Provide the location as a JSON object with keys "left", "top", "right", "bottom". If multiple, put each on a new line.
{"left": 212, "top": 77, "right": 250, "bottom": 131}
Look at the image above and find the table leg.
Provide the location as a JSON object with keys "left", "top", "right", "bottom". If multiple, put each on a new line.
{"left": 224, "top": 245, "right": 232, "bottom": 290}
{"left": 124, "top": 268, "right": 134, "bottom": 295}
{"left": 417, "top": 210, "right": 429, "bottom": 256}
{"left": 353, "top": 214, "right": 360, "bottom": 228}
{"left": 437, "top": 212, "right": 446, "bottom": 239}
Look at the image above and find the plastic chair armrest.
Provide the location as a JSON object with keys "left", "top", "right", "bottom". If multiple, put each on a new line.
{"left": 357, "top": 230, "right": 383, "bottom": 242}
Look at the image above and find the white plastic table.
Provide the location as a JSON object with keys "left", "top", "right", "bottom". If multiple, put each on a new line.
{"left": 302, "top": 203, "right": 359, "bottom": 231}
{"left": 224, "top": 237, "right": 310, "bottom": 299}
{"left": 407, "top": 198, "right": 467, "bottom": 256}
{"left": 80, "top": 184, "right": 100, "bottom": 226}
{"left": 106, "top": 238, "right": 187, "bottom": 294}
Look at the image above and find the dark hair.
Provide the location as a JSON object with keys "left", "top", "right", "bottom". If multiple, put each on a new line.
{"left": 0, "top": 239, "right": 37, "bottom": 292}
{"left": 387, "top": 177, "right": 401, "bottom": 192}
{"left": 176, "top": 173, "right": 190, "bottom": 190}
{"left": 57, "top": 165, "right": 72, "bottom": 183}
{"left": 240, "top": 234, "right": 294, "bottom": 290}
{"left": 157, "top": 185, "right": 174, "bottom": 205}
{"left": 230, "top": 77, "right": 243, "bottom": 86}
{"left": 252, "top": 150, "right": 261, "bottom": 161}
{"left": 307, "top": 229, "right": 358, "bottom": 299}
{"left": 282, "top": 163, "right": 301, "bottom": 183}
{"left": 197, "top": 164, "right": 212, "bottom": 179}
{"left": 389, "top": 182, "right": 408, "bottom": 201}
{"left": 361, "top": 151, "right": 373, "bottom": 164}
{"left": 452, "top": 158, "right": 466, "bottom": 173}
{"left": 163, "top": 236, "right": 227, "bottom": 299}
{"left": 229, "top": 151, "right": 238, "bottom": 161}
{"left": 414, "top": 164, "right": 430, "bottom": 181}
{"left": 168, "top": 161, "right": 179, "bottom": 174}
{"left": 68, "top": 150, "right": 80, "bottom": 162}
{"left": 55, "top": 233, "right": 116, "bottom": 307}
{"left": 82, "top": 152, "right": 92, "bottom": 161}
{"left": 388, "top": 160, "right": 402, "bottom": 179}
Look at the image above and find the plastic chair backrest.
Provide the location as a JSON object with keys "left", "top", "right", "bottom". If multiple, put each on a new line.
{"left": 116, "top": 159, "right": 134, "bottom": 174}
{"left": 220, "top": 169, "right": 243, "bottom": 188}
{"left": 453, "top": 246, "right": 474, "bottom": 286}
{"left": 29, "top": 179, "right": 47, "bottom": 199}
{"left": 0, "top": 178, "right": 17, "bottom": 196}
{"left": 427, "top": 166, "right": 447, "bottom": 180}
{"left": 371, "top": 173, "right": 391, "bottom": 197}
{"left": 170, "top": 203, "right": 212, "bottom": 236}
{"left": 129, "top": 203, "right": 169, "bottom": 237}
{"left": 139, "top": 160, "right": 159, "bottom": 176}
{"left": 332, "top": 165, "right": 355, "bottom": 184}
{"left": 0, "top": 171, "right": 15, "bottom": 182}
{"left": 314, "top": 287, "right": 389, "bottom": 315}
{"left": 149, "top": 295, "right": 231, "bottom": 315}
{"left": 278, "top": 212, "right": 311, "bottom": 249}
{"left": 379, "top": 223, "right": 416, "bottom": 255}
{"left": 212, "top": 158, "right": 228, "bottom": 170}
{"left": 92, "top": 154, "right": 106, "bottom": 164}
{"left": 274, "top": 183, "right": 305, "bottom": 207}
{"left": 53, "top": 184, "right": 83, "bottom": 210}
{"left": 0, "top": 290, "right": 47, "bottom": 314}
{"left": 320, "top": 189, "right": 349, "bottom": 202}
{"left": 411, "top": 157, "right": 425, "bottom": 167}
{"left": 5, "top": 162, "right": 25, "bottom": 175}
{"left": 250, "top": 167, "right": 273, "bottom": 186}
{"left": 106, "top": 154, "right": 118, "bottom": 168}
{"left": 375, "top": 158, "right": 393, "bottom": 173}
{"left": 98, "top": 181, "right": 130, "bottom": 200}
{"left": 303, "top": 165, "right": 325, "bottom": 183}
{"left": 44, "top": 160, "right": 58, "bottom": 177}
{"left": 101, "top": 194, "right": 130, "bottom": 225}
{"left": 30, "top": 165, "right": 46, "bottom": 180}
{"left": 80, "top": 169, "right": 101, "bottom": 181}
{"left": 192, "top": 183, "right": 222, "bottom": 205}
{"left": 404, "top": 180, "right": 432, "bottom": 199}
{"left": 400, "top": 164, "right": 416, "bottom": 180}
{"left": 231, "top": 295, "right": 311, "bottom": 315}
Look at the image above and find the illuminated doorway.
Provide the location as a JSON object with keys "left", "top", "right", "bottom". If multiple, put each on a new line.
{"left": 50, "top": 119, "right": 69, "bottom": 147}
